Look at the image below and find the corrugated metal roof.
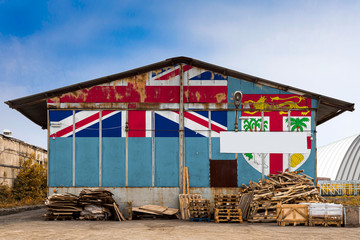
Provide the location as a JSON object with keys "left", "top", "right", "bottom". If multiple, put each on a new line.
{"left": 4, "top": 56, "right": 355, "bottom": 129}
{"left": 318, "top": 134, "right": 360, "bottom": 180}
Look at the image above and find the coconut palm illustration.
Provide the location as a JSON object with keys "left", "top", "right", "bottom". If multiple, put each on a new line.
{"left": 286, "top": 117, "right": 309, "bottom": 132}
{"left": 285, "top": 117, "right": 309, "bottom": 168}
{"left": 243, "top": 118, "right": 268, "bottom": 161}
{"left": 243, "top": 118, "right": 268, "bottom": 132}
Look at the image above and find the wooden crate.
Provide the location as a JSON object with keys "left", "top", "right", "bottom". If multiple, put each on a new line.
{"left": 344, "top": 206, "right": 360, "bottom": 227}
{"left": 276, "top": 204, "right": 309, "bottom": 226}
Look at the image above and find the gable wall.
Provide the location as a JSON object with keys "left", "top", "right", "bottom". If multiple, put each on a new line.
{"left": 47, "top": 64, "right": 317, "bottom": 188}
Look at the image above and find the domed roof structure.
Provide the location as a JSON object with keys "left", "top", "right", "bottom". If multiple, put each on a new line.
{"left": 318, "top": 134, "right": 360, "bottom": 180}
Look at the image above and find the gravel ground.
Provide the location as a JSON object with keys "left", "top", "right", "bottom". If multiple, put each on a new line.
{"left": 0, "top": 209, "right": 359, "bottom": 240}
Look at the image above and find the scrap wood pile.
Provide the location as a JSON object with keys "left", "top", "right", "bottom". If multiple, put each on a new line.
{"left": 43, "top": 189, "right": 125, "bottom": 221}
{"left": 239, "top": 170, "right": 325, "bottom": 223}
{"left": 132, "top": 204, "right": 179, "bottom": 219}
{"left": 78, "top": 189, "right": 125, "bottom": 221}
{"left": 44, "top": 193, "right": 82, "bottom": 220}
{"left": 214, "top": 194, "right": 243, "bottom": 223}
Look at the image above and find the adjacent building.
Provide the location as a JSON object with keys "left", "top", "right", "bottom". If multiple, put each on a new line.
{"left": 0, "top": 132, "right": 47, "bottom": 187}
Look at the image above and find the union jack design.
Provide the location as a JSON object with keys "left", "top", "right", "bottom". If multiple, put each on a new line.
{"left": 49, "top": 110, "right": 227, "bottom": 138}
{"left": 51, "top": 64, "right": 228, "bottom": 104}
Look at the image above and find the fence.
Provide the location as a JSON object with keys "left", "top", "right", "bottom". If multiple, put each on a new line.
{"left": 318, "top": 180, "right": 360, "bottom": 196}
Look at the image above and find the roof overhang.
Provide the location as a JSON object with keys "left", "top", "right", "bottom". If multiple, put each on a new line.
{"left": 5, "top": 56, "right": 355, "bottom": 129}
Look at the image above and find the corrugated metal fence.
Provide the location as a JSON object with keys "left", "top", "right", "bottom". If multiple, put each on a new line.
{"left": 318, "top": 180, "right": 360, "bottom": 196}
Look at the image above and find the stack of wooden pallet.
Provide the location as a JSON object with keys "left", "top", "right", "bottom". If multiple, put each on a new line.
{"left": 240, "top": 170, "right": 325, "bottom": 223}
{"left": 188, "top": 199, "right": 211, "bottom": 222}
{"left": 44, "top": 193, "right": 82, "bottom": 220}
{"left": 214, "top": 194, "right": 243, "bottom": 223}
{"left": 179, "top": 194, "right": 201, "bottom": 220}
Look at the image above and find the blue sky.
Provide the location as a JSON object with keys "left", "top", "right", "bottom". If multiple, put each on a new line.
{"left": 1, "top": 0, "right": 359, "bottom": 149}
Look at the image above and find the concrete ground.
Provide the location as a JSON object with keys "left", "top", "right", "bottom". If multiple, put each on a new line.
{"left": 0, "top": 209, "right": 359, "bottom": 240}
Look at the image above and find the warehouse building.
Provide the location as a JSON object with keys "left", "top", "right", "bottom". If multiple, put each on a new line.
{"left": 318, "top": 134, "right": 360, "bottom": 180}
{"left": 5, "top": 57, "right": 354, "bottom": 208}
{"left": 0, "top": 131, "right": 47, "bottom": 187}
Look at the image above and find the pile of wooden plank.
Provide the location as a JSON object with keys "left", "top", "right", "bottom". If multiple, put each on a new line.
{"left": 240, "top": 170, "right": 325, "bottom": 223}
{"left": 188, "top": 199, "right": 211, "bottom": 222}
{"left": 43, "top": 193, "right": 82, "bottom": 220}
{"left": 179, "top": 194, "right": 201, "bottom": 220}
{"left": 132, "top": 204, "right": 179, "bottom": 219}
{"left": 43, "top": 189, "right": 126, "bottom": 221}
{"left": 78, "top": 188, "right": 125, "bottom": 221}
{"left": 214, "top": 194, "right": 243, "bottom": 223}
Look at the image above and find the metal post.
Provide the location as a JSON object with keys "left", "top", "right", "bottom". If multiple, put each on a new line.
{"left": 99, "top": 111, "right": 102, "bottom": 187}
{"left": 288, "top": 110, "right": 291, "bottom": 172}
{"left": 179, "top": 64, "right": 185, "bottom": 193}
{"left": 72, "top": 110, "right": 76, "bottom": 187}
{"left": 208, "top": 110, "right": 212, "bottom": 160}
{"left": 152, "top": 111, "right": 155, "bottom": 187}
{"left": 261, "top": 111, "right": 265, "bottom": 180}
{"left": 125, "top": 111, "right": 129, "bottom": 187}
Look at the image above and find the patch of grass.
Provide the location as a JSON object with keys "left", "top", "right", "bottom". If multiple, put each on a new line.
{"left": 324, "top": 196, "right": 360, "bottom": 206}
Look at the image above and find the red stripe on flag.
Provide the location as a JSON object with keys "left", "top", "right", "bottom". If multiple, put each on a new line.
{"left": 269, "top": 154, "right": 283, "bottom": 175}
{"left": 75, "top": 112, "right": 100, "bottom": 131}
{"left": 307, "top": 136, "right": 311, "bottom": 149}
{"left": 183, "top": 112, "right": 209, "bottom": 130}
{"left": 50, "top": 125, "right": 73, "bottom": 138}
{"left": 128, "top": 111, "right": 146, "bottom": 137}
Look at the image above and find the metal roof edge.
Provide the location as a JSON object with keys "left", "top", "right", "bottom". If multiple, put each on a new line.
{"left": 5, "top": 56, "right": 355, "bottom": 128}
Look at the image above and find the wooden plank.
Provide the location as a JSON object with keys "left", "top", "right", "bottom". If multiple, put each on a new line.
{"left": 132, "top": 207, "right": 162, "bottom": 215}
{"left": 139, "top": 205, "right": 168, "bottom": 214}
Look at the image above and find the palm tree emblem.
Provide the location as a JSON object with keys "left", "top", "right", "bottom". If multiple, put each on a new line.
{"left": 286, "top": 117, "right": 309, "bottom": 132}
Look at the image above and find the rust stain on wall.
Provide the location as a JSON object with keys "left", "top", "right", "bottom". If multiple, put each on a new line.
{"left": 122, "top": 73, "right": 148, "bottom": 102}
{"left": 195, "top": 91, "right": 201, "bottom": 102}
{"left": 215, "top": 93, "right": 226, "bottom": 103}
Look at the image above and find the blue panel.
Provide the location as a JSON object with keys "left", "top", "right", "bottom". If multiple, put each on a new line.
{"left": 128, "top": 138, "right": 152, "bottom": 187}
{"left": 211, "top": 111, "right": 227, "bottom": 127}
{"left": 194, "top": 111, "right": 208, "bottom": 118}
{"left": 190, "top": 71, "right": 227, "bottom": 80}
{"left": 155, "top": 138, "right": 179, "bottom": 187}
{"left": 184, "top": 127, "right": 205, "bottom": 137}
{"left": 185, "top": 138, "right": 209, "bottom": 187}
{"left": 75, "top": 138, "right": 99, "bottom": 187}
{"left": 49, "top": 138, "right": 73, "bottom": 187}
{"left": 155, "top": 113, "right": 179, "bottom": 137}
{"left": 238, "top": 154, "right": 262, "bottom": 186}
{"left": 211, "top": 138, "right": 236, "bottom": 160}
{"left": 102, "top": 138, "right": 126, "bottom": 187}
{"left": 49, "top": 110, "right": 72, "bottom": 122}
{"left": 76, "top": 122, "right": 99, "bottom": 137}
{"left": 102, "top": 112, "right": 122, "bottom": 137}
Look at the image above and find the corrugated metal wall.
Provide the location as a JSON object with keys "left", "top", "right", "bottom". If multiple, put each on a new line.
{"left": 48, "top": 64, "right": 317, "bottom": 194}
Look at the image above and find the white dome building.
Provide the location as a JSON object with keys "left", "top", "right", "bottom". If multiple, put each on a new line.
{"left": 318, "top": 134, "right": 360, "bottom": 180}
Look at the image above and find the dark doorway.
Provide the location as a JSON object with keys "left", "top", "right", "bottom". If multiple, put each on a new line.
{"left": 209, "top": 160, "right": 237, "bottom": 187}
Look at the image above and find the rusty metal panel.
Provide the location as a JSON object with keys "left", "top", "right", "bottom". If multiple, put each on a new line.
{"left": 210, "top": 160, "right": 237, "bottom": 187}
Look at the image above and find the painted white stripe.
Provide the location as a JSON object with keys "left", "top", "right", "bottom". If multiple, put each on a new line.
{"left": 186, "top": 80, "right": 228, "bottom": 86}
{"left": 73, "top": 111, "right": 100, "bottom": 135}
{"left": 146, "top": 111, "right": 152, "bottom": 137}
{"left": 155, "top": 111, "right": 179, "bottom": 124}
{"left": 50, "top": 114, "right": 74, "bottom": 136}
{"left": 121, "top": 111, "right": 127, "bottom": 137}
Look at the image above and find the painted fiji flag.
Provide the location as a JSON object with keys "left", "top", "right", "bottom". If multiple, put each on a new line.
{"left": 50, "top": 110, "right": 227, "bottom": 138}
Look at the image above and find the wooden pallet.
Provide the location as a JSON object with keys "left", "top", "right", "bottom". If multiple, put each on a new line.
{"left": 179, "top": 194, "right": 201, "bottom": 220}
{"left": 309, "top": 216, "right": 342, "bottom": 227}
